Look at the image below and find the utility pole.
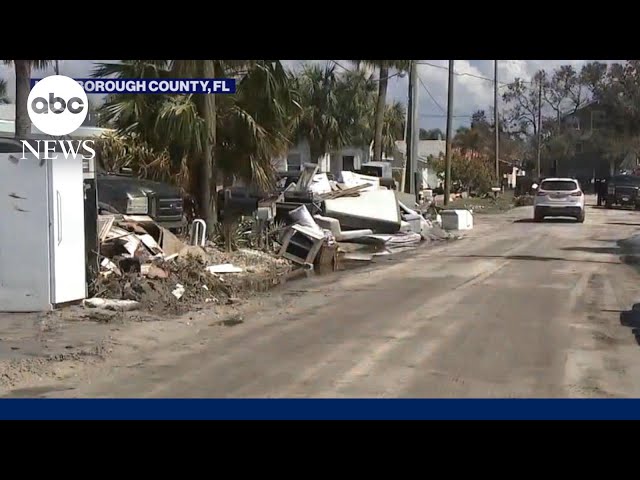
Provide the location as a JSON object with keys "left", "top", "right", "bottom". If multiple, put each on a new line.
{"left": 55, "top": 60, "right": 60, "bottom": 75}
{"left": 494, "top": 60, "right": 500, "bottom": 183}
{"left": 404, "top": 60, "right": 419, "bottom": 194}
{"left": 444, "top": 60, "right": 454, "bottom": 206}
{"left": 536, "top": 71, "right": 543, "bottom": 178}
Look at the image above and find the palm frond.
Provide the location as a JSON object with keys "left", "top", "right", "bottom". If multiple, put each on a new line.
{"left": 92, "top": 60, "right": 170, "bottom": 79}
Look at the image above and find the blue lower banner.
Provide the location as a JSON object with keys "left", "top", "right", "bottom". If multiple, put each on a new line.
{"left": 2, "top": 399, "right": 640, "bottom": 420}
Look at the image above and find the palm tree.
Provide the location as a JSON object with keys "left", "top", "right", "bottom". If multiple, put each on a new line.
{"left": 292, "top": 63, "right": 350, "bottom": 162}
{"left": 381, "top": 101, "right": 406, "bottom": 158}
{"left": 0, "top": 78, "right": 9, "bottom": 104}
{"left": 2, "top": 60, "right": 53, "bottom": 137}
{"left": 215, "top": 60, "right": 301, "bottom": 190}
{"left": 352, "top": 60, "right": 411, "bottom": 161}
{"left": 94, "top": 60, "right": 298, "bottom": 226}
{"left": 333, "top": 69, "right": 378, "bottom": 149}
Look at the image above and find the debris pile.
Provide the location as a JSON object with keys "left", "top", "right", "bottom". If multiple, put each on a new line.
{"left": 93, "top": 214, "right": 292, "bottom": 313}
{"left": 272, "top": 163, "right": 459, "bottom": 268}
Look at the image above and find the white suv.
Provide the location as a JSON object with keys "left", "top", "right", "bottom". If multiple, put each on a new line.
{"left": 533, "top": 178, "right": 585, "bottom": 223}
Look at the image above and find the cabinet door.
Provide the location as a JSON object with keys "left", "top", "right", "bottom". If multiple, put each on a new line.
{"left": 49, "top": 154, "right": 86, "bottom": 304}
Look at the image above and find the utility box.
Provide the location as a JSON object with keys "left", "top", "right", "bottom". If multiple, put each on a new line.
{"left": 440, "top": 209, "right": 474, "bottom": 231}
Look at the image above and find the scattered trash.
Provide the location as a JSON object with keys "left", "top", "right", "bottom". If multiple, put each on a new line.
{"left": 141, "top": 264, "right": 170, "bottom": 279}
{"left": 172, "top": 284, "right": 186, "bottom": 299}
{"left": 206, "top": 263, "right": 243, "bottom": 274}
{"left": 91, "top": 163, "right": 460, "bottom": 315}
{"left": 83, "top": 298, "right": 141, "bottom": 311}
{"left": 94, "top": 211, "right": 292, "bottom": 313}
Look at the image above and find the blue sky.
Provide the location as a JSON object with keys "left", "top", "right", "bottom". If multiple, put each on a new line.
{"left": 0, "top": 60, "right": 615, "bottom": 131}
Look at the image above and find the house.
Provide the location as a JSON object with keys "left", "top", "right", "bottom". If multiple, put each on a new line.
{"left": 272, "top": 138, "right": 372, "bottom": 176}
{"left": 558, "top": 100, "right": 626, "bottom": 179}
{"left": 391, "top": 139, "right": 446, "bottom": 190}
{"left": 0, "top": 103, "right": 105, "bottom": 137}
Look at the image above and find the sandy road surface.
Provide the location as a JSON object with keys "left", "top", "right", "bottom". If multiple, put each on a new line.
{"left": 5, "top": 198, "right": 640, "bottom": 398}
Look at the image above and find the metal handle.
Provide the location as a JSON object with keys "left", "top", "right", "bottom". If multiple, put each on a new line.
{"left": 190, "top": 219, "right": 207, "bottom": 247}
{"left": 56, "top": 191, "right": 62, "bottom": 245}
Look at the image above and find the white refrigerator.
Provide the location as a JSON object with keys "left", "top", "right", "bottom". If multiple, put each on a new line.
{"left": 0, "top": 138, "right": 87, "bottom": 312}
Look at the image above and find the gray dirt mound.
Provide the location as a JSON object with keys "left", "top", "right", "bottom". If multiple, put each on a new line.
{"left": 95, "top": 247, "right": 292, "bottom": 314}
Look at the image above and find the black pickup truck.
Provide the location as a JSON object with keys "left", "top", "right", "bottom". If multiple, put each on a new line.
{"left": 605, "top": 174, "right": 640, "bottom": 209}
{"left": 97, "top": 168, "right": 187, "bottom": 231}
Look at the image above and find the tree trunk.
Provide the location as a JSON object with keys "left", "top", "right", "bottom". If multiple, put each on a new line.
{"left": 194, "top": 61, "right": 217, "bottom": 230}
{"left": 373, "top": 64, "right": 389, "bottom": 162}
{"left": 14, "top": 60, "right": 32, "bottom": 138}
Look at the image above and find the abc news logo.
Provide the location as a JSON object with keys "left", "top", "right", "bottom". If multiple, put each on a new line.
{"left": 31, "top": 92, "right": 85, "bottom": 115}
{"left": 23, "top": 75, "right": 95, "bottom": 160}
{"left": 27, "top": 75, "right": 89, "bottom": 137}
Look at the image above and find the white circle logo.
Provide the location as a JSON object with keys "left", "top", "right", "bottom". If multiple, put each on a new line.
{"left": 27, "top": 75, "right": 88, "bottom": 136}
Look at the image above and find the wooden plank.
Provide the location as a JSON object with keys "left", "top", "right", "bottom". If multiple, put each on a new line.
{"left": 98, "top": 215, "right": 116, "bottom": 243}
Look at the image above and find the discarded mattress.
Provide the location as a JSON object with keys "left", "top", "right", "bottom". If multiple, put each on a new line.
{"left": 323, "top": 189, "right": 401, "bottom": 234}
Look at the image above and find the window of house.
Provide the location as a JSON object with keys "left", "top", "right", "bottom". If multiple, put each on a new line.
{"left": 287, "top": 153, "right": 302, "bottom": 171}
{"left": 342, "top": 155, "right": 355, "bottom": 171}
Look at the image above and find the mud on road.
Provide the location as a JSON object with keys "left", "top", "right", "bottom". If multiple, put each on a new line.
{"left": 4, "top": 199, "right": 640, "bottom": 398}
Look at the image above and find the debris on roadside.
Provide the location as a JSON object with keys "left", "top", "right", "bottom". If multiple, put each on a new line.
{"left": 83, "top": 298, "right": 141, "bottom": 311}
{"left": 94, "top": 211, "right": 293, "bottom": 313}
{"left": 92, "top": 164, "right": 463, "bottom": 314}
{"left": 269, "top": 164, "right": 462, "bottom": 273}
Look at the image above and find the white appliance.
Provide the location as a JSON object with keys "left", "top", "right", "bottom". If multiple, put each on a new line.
{"left": 440, "top": 209, "right": 474, "bottom": 231}
{"left": 0, "top": 138, "right": 86, "bottom": 312}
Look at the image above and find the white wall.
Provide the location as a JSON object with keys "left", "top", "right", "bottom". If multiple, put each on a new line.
{"left": 420, "top": 167, "right": 439, "bottom": 190}
{"left": 273, "top": 139, "right": 368, "bottom": 174}
{"left": 329, "top": 147, "right": 370, "bottom": 175}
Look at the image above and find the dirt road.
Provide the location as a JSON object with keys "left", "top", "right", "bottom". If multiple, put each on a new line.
{"left": 5, "top": 198, "right": 640, "bottom": 398}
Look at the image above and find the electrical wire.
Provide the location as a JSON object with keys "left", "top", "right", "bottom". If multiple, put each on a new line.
{"left": 416, "top": 61, "right": 533, "bottom": 88}
{"left": 417, "top": 76, "right": 447, "bottom": 113}
{"left": 420, "top": 114, "right": 476, "bottom": 118}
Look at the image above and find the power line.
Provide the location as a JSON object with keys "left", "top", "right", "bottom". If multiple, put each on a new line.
{"left": 416, "top": 61, "right": 533, "bottom": 88}
{"left": 420, "top": 114, "right": 475, "bottom": 118}
{"left": 417, "top": 76, "right": 446, "bottom": 113}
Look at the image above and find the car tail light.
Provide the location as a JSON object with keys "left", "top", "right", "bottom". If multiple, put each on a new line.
{"left": 570, "top": 191, "right": 583, "bottom": 196}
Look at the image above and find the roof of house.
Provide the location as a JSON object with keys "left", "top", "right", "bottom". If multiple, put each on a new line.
{"left": 0, "top": 119, "right": 112, "bottom": 138}
{"left": 394, "top": 140, "right": 446, "bottom": 163}
{"left": 561, "top": 99, "right": 601, "bottom": 119}
{"left": 0, "top": 103, "right": 99, "bottom": 126}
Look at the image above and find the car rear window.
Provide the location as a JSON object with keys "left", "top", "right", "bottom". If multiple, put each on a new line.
{"left": 540, "top": 180, "right": 578, "bottom": 191}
